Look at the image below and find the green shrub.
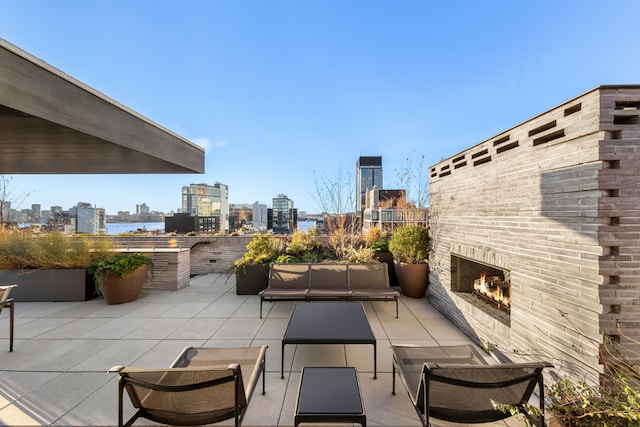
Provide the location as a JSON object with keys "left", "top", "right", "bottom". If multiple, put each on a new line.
{"left": 389, "top": 224, "right": 429, "bottom": 264}
{"left": 233, "top": 234, "right": 281, "bottom": 269}
{"left": 88, "top": 253, "right": 152, "bottom": 278}
{"left": 368, "top": 239, "right": 389, "bottom": 252}
{"left": 87, "top": 252, "right": 152, "bottom": 295}
{"left": 275, "top": 254, "right": 299, "bottom": 264}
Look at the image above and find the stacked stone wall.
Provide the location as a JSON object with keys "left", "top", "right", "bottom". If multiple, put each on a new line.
{"left": 109, "top": 235, "right": 251, "bottom": 275}
{"left": 428, "top": 85, "right": 640, "bottom": 381}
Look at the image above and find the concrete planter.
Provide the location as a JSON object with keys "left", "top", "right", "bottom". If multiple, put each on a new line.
{"left": 393, "top": 261, "right": 429, "bottom": 298}
{"left": 0, "top": 269, "right": 96, "bottom": 302}
{"left": 373, "top": 251, "right": 398, "bottom": 286}
{"left": 235, "top": 264, "right": 270, "bottom": 295}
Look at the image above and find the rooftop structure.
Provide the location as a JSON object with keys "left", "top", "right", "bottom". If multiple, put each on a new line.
{"left": 272, "top": 194, "right": 296, "bottom": 233}
{"left": 181, "top": 183, "right": 229, "bottom": 233}
{"left": 356, "top": 156, "right": 383, "bottom": 213}
{"left": 0, "top": 38, "right": 204, "bottom": 174}
{"left": 428, "top": 85, "right": 640, "bottom": 382}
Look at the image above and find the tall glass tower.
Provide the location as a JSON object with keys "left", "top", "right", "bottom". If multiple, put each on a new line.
{"left": 356, "top": 156, "right": 383, "bottom": 212}
{"left": 181, "top": 182, "right": 229, "bottom": 233}
{"left": 272, "top": 194, "right": 295, "bottom": 233}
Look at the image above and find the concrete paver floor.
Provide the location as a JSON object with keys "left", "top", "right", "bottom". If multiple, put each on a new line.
{"left": 0, "top": 273, "right": 527, "bottom": 426}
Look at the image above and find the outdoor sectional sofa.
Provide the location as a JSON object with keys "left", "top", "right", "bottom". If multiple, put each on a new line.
{"left": 258, "top": 262, "right": 400, "bottom": 318}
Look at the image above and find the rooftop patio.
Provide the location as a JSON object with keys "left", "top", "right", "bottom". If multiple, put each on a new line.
{"left": 0, "top": 273, "right": 527, "bottom": 427}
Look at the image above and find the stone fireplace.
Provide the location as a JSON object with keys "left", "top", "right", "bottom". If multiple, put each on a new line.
{"left": 451, "top": 255, "right": 510, "bottom": 322}
{"left": 428, "top": 85, "right": 640, "bottom": 382}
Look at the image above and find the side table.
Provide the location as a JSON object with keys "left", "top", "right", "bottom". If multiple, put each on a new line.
{"left": 295, "top": 367, "right": 366, "bottom": 427}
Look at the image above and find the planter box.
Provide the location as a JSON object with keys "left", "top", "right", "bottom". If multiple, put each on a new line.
{"left": 0, "top": 269, "right": 96, "bottom": 302}
{"left": 373, "top": 251, "right": 398, "bottom": 286}
{"left": 393, "top": 261, "right": 429, "bottom": 298}
{"left": 236, "top": 264, "right": 270, "bottom": 295}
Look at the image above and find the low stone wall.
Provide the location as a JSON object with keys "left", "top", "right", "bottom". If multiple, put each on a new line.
{"left": 109, "top": 235, "right": 251, "bottom": 275}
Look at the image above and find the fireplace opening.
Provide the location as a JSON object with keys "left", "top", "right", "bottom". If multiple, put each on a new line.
{"left": 451, "top": 255, "right": 511, "bottom": 326}
{"left": 472, "top": 274, "right": 511, "bottom": 314}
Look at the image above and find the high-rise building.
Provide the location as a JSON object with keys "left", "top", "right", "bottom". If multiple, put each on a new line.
{"left": 252, "top": 202, "right": 268, "bottom": 232}
{"left": 356, "top": 156, "right": 383, "bottom": 212}
{"left": 272, "top": 194, "right": 296, "bottom": 233}
{"left": 229, "top": 203, "right": 253, "bottom": 231}
{"left": 69, "top": 202, "right": 107, "bottom": 234}
{"left": 136, "top": 203, "right": 150, "bottom": 215}
{"left": 361, "top": 188, "right": 428, "bottom": 233}
{"left": 181, "top": 182, "right": 229, "bottom": 233}
{"left": 31, "top": 203, "right": 41, "bottom": 223}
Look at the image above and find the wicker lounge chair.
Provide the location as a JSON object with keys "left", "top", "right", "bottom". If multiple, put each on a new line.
{"left": 391, "top": 344, "right": 552, "bottom": 426}
{"left": 110, "top": 346, "right": 267, "bottom": 427}
{"left": 0, "top": 284, "right": 17, "bottom": 352}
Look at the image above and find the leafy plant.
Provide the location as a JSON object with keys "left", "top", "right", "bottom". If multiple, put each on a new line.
{"left": 389, "top": 224, "right": 429, "bottom": 264}
{"left": 342, "top": 246, "right": 377, "bottom": 263}
{"left": 286, "top": 229, "right": 321, "bottom": 257}
{"left": 363, "top": 226, "right": 383, "bottom": 246}
{"left": 547, "top": 376, "right": 640, "bottom": 426}
{"left": 368, "top": 239, "right": 389, "bottom": 252}
{"left": 233, "top": 234, "right": 282, "bottom": 269}
{"left": 88, "top": 253, "right": 152, "bottom": 278}
{"left": 275, "top": 254, "right": 299, "bottom": 264}
{"left": 493, "top": 321, "right": 640, "bottom": 427}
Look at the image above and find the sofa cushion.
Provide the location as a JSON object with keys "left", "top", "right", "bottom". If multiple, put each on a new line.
{"left": 348, "top": 264, "right": 389, "bottom": 289}
{"left": 268, "top": 264, "right": 310, "bottom": 289}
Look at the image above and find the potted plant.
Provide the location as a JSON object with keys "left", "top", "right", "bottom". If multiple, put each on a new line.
{"left": 89, "top": 253, "right": 152, "bottom": 304}
{"left": 233, "top": 234, "right": 283, "bottom": 295}
{"left": 0, "top": 230, "right": 112, "bottom": 301}
{"left": 367, "top": 239, "right": 399, "bottom": 286}
{"left": 389, "top": 224, "right": 430, "bottom": 297}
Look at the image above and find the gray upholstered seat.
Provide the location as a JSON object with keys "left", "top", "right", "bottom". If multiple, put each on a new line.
{"left": 110, "top": 346, "right": 267, "bottom": 427}
{"left": 391, "top": 344, "right": 552, "bottom": 426}
{"left": 0, "top": 284, "right": 17, "bottom": 352}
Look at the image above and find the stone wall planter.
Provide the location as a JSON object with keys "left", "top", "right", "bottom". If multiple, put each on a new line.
{"left": 0, "top": 269, "right": 96, "bottom": 302}
{"left": 235, "top": 264, "right": 270, "bottom": 295}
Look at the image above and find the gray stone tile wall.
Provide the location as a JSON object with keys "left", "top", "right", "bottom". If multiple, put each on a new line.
{"left": 428, "top": 85, "right": 640, "bottom": 382}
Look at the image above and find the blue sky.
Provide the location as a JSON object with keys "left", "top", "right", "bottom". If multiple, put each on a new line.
{"left": 2, "top": 1, "right": 640, "bottom": 215}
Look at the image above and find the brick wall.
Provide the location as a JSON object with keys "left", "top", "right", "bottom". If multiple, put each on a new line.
{"left": 109, "top": 235, "right": 252, "bottom": 275}
{"left": 428, "top": 85, "right": 640, "bottom": 382}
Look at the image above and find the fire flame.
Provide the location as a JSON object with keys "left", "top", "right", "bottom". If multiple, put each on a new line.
{"left": 473, "top": 273, "right": 511, "bottom": 307}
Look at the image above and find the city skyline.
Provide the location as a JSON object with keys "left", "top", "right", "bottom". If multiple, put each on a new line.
{"left": 2, "top": 1, "right": 640, "bottom": 213}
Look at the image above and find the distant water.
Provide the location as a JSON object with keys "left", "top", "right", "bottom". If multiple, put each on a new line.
{"left": 107, "top": 222, "right": 165, "bottom": 235}
{"left": 22, "top": 220, "right": 316, "bottom": 235}
{"left": 108, "top": 220, "right": 317, "bottom": 235}
{"left": 296, "top": 220, "right": 315, "bottom": 232}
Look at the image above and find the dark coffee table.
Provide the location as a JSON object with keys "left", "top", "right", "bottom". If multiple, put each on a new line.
{"left": 295, "top": 367, "right": 366, "bottom": 427}
{"left": 282, "top": 302, "right": 377, "bottom": 378}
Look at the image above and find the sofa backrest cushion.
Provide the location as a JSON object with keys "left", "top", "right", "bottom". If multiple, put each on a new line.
{"left": 348, "top": 263, "right": 389, "bottom": 289}
{"left": 269, "top": 264, "right": 310, "bottom": 288}
{"left": 308, "top": 264, "right": 349, "bottom": 289}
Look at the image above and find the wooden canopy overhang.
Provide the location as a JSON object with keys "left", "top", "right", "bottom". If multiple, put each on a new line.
{"left": 0, "top": 38, "right": 205, "bottom": 174}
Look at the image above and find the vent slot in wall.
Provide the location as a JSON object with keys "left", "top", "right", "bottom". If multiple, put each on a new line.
{"left": 492, "top": 135, "right": 510, "bottom": 146}
{"left": 614, "top": 115, "right": 639, "bottom": 125}
{"left": 533, "top": 129, "right": 565, "bottom": 146}
{"left": 496, "top": 141, "right": 519, "bottom": 154}
{"left": 615, "top": 101, "right": 640, "bottom": 110}
{"left": 564, "top": 103, "right": 582, "bottom": 116}
{"left": 529, "top": 120, "right": 557, "bottom": 137}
